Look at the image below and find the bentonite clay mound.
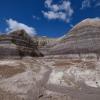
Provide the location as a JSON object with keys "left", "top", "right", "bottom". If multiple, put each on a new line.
{"left": 0, "top": 30, "right": 43, "bottom": 59}
{"left": 48, "top": 18, "right": 100, "bottom": 55}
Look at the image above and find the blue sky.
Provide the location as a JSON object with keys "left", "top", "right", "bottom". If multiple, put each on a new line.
{"left": 0, "top": 0, "right": 100, "bottom": 37}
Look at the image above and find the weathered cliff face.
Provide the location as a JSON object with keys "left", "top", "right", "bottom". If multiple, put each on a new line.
{"left": 32, "top": 36, "right": 58, "bottom": 55}
{"left": 0, "top": 40, "right": 20, "bottom": 59}
{"left": 48, "top": 18, "right": 100, "bottom": 55}
{"left": 32, "top": 36, "right": 57, "bottom": 48}
{"left": 0, "top": 30, "right": 43, "bottom": 59}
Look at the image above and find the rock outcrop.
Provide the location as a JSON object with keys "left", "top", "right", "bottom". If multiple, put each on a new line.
{"left": 48, "top": 18, "right": 100, "bottom": 55}
{"left": 0, "top": 30, "right": 43, "bottom": 59}
{"left": 32, "top": 36, "right": 57, "bottom": 48}
{"left": 32, "top": 36, "right": 58, "bottom": 55}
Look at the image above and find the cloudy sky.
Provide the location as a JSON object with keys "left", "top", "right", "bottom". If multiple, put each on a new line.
{"left": 0, "top": 0, "right": 100, "bottom": 37}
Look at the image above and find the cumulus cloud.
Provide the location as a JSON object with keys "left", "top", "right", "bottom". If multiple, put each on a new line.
{"left": 6, "top": 19, "right": 37, "bottom": 36}
{"left": 81, "top": 0, "right": 91, "bottom": 9}
{"left": 70, "top": 24, "right": 74, "bottom": 28}
{"left": 95, "top": 2, "right": 100, "bottom": 7}
{"left": 81, "top": 0, "right": 100, "bottom": 9}
{"left": 42, "top": 0, "right": 74, "bottom": 23}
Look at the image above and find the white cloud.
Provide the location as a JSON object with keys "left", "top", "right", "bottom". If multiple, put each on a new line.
{"left": 95, "top": 2, "right": 100, "bottom": 7}
{"left": 6, "top": 19, "right": 37, "bottom": 36}
{"left": 70, "top": 24, "right": 74, "bottom": 28}
{"left": 43, "top": 11, "right": 70, "bottom": 22}
{"left": 81, "top": 0, "right": 91, "bottom": 9}
{"left": 45, "top": 0, "right": 52, "bottom": 8}
{"left": 81, "top": 0, "right": 100, "bottom": 9}
{"left": 42, "top": 0, "right": 74, "bottom": 23}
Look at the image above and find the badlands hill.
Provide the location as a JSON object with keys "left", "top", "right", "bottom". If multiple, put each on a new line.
{"left": 1, "top": 18, "right": 100, "bottom": 58}
{"left": 0, "top": 30, "right": 43, "bottom": 59}
{"left": 48, "top": 18, "right": 100, "bottom": 56}
{"left": 0, "top": 29, "right": 58, "bottom": 58}
{"left": 0, "top": 19, "right": 100, "bottom": 100}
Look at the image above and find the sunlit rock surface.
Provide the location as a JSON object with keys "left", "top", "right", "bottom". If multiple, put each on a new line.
{"left": 0, "top": 30, "right": 43, "bottom": 59}
{"left": 0, "top": 57, "right": 100, "bottom": 100}
{"left": 48, "top": 18, "right": 100, "bottom": 55}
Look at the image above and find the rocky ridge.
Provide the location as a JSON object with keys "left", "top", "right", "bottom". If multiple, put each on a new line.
{"left": 0, "top": 30, "right": 43, "bottom": 59}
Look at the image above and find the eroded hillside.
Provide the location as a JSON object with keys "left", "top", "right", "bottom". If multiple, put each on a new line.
{"left": 0, "top": 18, "right": 100, "bottom": 100}
{"left": 0, "top": 56, "right": 100, "bottom": 100}
{"left": 48, "top": 18, "right": 100, "bottom": 55}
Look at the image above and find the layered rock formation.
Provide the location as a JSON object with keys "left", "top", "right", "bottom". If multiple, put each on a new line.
{"left": 0, "top": 40, "right": 19, "bottom": 59}
{"left": 0, "top": 30, "right": 43, "bottom": 59}
{"left": 32, "top": 36, "right": 57, "bottom": 55}
{"left": 32, "top": 36, "right": 57, "bottom": 48}
{"left": 0, "top": 19, "right": 100, "bottom": 100}
{"left": 48, "top": 18, "right": 100, "bottom": 55}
